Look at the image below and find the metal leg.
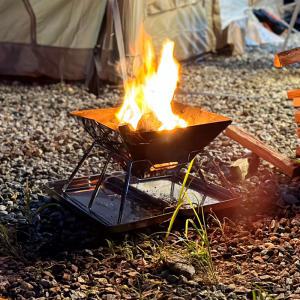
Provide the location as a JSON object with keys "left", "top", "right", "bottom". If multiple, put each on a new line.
{"left": 117, "top": 162, "right": 133, "bottom": 224}
{"left": 63, "top": 141, "right": 97, "bottom": 192}
{"left": 88, "top": 155, "right": 111, "bottom": 210}
{"left": 170, "top": 179, "right": 176, "bottom": 201}
{"left": 170, "top": 167, "right": 184, "bottom": 202}
{"left": 197, "top": 168, "right": 207, "bottom": 184}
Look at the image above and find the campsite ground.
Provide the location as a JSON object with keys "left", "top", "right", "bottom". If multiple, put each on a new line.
{"left": 1, "top": 46, "right": 300, "bottom": 299}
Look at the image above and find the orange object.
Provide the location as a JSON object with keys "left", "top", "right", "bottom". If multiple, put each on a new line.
{"left": 287, "top": 89, "right": 300, "bottom": 99}
{"left": 274, "top": 47, "right": 300, "bottom": 68}
{"left": 297, "top": 146, "right": 300, "bottom": 158}
{"left": 293, "top": 98, "right": 300, "bottom": 107}
{"left": 295, "top": 111, "right": 300, "bottom": 123}
{"left": 274, "top": 53, "right": 282, "bottom": 68}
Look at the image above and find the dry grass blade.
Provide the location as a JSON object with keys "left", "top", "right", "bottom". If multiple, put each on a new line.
{"left": 0, "top": 224, "right": 24, "bottom": 260}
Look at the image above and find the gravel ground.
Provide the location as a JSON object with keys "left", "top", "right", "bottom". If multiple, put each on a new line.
{"left": 1, "top": 46, "right": 300, "bottom": 299}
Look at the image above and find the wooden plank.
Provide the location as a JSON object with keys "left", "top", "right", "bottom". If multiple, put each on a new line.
{"left": 293, "top": 97, "right": 300, "bottom": 107}
{"left": 288, "top": 89, "right": 300, "bottom": 99}
{"left": 224, "top": 125, "right": 300, "bottom": 177}
{"left": 295, "top": 111, "right": 300, "bottom": 123}
{"left": 297, "top": 146, "right": 300, "bottom": 158}
{"left": 274, "top": 47, "right": 300, "bottom": 68}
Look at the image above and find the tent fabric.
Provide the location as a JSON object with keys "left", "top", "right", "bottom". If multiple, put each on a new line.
{"left": 0, "top": 1, "right": 31, "bottom": 43}
{"left": 145, "top": 0, "right": 216, "bottom": 60}
{"left": 0, "top": 43, "right": 94, "bottom": 80}
{"left": 95, "top": 0, "right": 145, "bottom": 83}
{"left": 96, "top": 0, "right": 220, "bottom": 83}
{"left": 146, "top": 0, "right": 199, "bottom": 14}
{"left": 0, "top": 0, "right": 107, "bottom": 80}
{"left": 219, "top": 0, "right": 248, "bottom": 30}
{"left": 0, "top": 0, "right": 254, "bottom": 84}
{"left": 31, "top": 0, "right": 106, "bottom": 48}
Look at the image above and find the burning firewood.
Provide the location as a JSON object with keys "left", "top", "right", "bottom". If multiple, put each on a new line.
{"left": 118, "top": 124, "right": 145, "bottom": 144}
{"left": 136, "top": 112, "right": 162, "bottom": 132}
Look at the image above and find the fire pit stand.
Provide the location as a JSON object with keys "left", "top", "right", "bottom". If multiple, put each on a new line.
{"left": 62, "top": 144, "right": 202, "bottom": 224}
{"left": 45, "top": 103, "right": 240, "bottom": 232}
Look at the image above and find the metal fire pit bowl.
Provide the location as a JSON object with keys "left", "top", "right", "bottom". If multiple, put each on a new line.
{"left": 71, "top": 102, "right": 232, "bottom": 166}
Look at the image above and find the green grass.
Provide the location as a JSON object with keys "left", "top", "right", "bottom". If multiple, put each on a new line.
{"left": 0, "top": 223, "right": 24, "bottom": 260}
{"left": 22, "top": 180, "right": 62, "bottom": 224}
{"left": 251, "top": 284, "right": 275, "bottom": 300}
{"left": 0, "top": 181, "right": 63, "bottom": 260}
{"left": 165, "top": 158, "right": 217, "bottom": 282}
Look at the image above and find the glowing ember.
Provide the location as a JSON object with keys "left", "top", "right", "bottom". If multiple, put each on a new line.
{"left": 116, "top": 36, "right": 187, "bottom": 131}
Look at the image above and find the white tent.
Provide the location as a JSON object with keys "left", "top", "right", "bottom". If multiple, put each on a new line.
{"left": 0, "top": 0, "right": 284, "bottom": 91}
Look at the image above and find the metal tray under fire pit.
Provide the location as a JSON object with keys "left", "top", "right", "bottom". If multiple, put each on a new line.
{"left": 45, "top": 173, "right": 239, "bottom": 232}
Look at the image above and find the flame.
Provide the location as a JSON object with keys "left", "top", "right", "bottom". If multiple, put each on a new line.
{"left": 116, "top": 36, "right": 187, "bottom": 131}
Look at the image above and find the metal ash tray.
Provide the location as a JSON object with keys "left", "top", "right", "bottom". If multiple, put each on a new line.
{"left": 45, "top": 172, "right": 239, "bottom": 232}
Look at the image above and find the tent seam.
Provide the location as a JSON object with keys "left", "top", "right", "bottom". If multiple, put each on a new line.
{"left": 22, "top": 0, "right": 37, "bottom": 44}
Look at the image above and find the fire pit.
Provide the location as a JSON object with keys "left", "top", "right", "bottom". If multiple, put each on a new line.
{"left": 45, "top": 102, "right": 238, "bottom": 232}
{"left": 45, "top": 36, "right": 239, "bottom": 232}
{"left": 71, "top": 101, "right": 231, "bottom": 174}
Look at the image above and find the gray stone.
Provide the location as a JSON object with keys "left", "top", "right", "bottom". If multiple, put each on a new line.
{"left": 167, "top": 274, "right": 179, "bottom": 283}
{"left": 281, "top": 193, "right": 299, "bottom": 205}
{"left": 167, "top": 261, "right": 195, "bottom": 279}
{"left": 40, "top": 279, "right": 53, "bottom": 288}
{"left": 84, "top": 249, "right": 93, "bottom": 256}
{"left": 102, "top": 294, "right": 117, "bottom": 300}
{"left": 96, "top": 278, "right": 108, "bottom": 285}
{"left": 20, "top": 281, "right": 34, "bottom": 290}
